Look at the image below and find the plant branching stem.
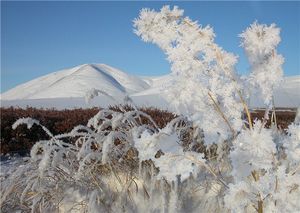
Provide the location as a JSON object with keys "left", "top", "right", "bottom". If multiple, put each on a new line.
{"left": 252, "top": 170, "right": 264, "bottom": 213}
{"left": 215, "top": 48, "right": 253, "bottom": 130}
{"left": 184, "top": 18, "right": 253, "bottom": 130}
{"left": 208, "top": 92, "right": 236, "bottom": 136}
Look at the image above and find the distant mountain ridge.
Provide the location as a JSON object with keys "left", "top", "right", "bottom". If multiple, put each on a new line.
{"left": 1, "top": 63, "right": 299, "bottom": 108}
{"left": 1, "top": 64, "right": 150, "bottom": 100}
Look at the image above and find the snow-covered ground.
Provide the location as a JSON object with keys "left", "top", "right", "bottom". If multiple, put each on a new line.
{"left": 1, "top": 63, "right": 299, "bottom": 109}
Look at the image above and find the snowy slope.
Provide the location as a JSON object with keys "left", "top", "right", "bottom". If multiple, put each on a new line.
{"left": 249, "top": 76, "right": 300, "bottom": 108}
{"left": 1, "top": 63, "right": 299, "bottom": 108}
{"left": 133, "top": 75, "right": 300, "bottom": 108}
{"left": 135, "top": 75, "right": 173, "bottom": 96}
{"left": 1, "top": 64, "right": 150, "bottom": 100}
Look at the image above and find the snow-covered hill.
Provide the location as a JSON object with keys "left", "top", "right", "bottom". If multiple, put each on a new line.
{"left": 249, "top": 76, "right": 300, "bottom": 108}
{"left": 134, "top": 75, "right": 300, "bottom": 108}
{"left": 1, "top": 63, "right": 299, "bottom": 109}
{"left": 1, "top": 64, "right": 150, "bottom": 100}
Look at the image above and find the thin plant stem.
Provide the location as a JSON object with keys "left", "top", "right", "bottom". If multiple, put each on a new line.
{"left": 208, "top": 92, "right": 236, "bottom": 136}
{"left": 272, "top": 96, "right": 277, "bottom": 128}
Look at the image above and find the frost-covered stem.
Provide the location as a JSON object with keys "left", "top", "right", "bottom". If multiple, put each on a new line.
{"left": 275, "top": 175, "right": 278, "bottom": 193}
{"left": 208, "top": 92, "right": 235, "bottom": 136}
{"left": 271, "top": 97, "right": 277, "bottom": 127}
{"left": 214, "top": 48, "right": 253, "bottom": 130}
{"left": 89, "top": 171, "right": 110, "bottom": 212}
{"left": 271, "top": 111, "right": 276, "bottom": 128}
{"left": 251, "top": 170, "right": 264, "bottom": 213}
{"left": 149, "top": 163, "right": 156, "bottom": 198}
{"left": 169, "top": 179, "right": 179, "bottom": 213}
{"left": 251, "top": 170, "right": 259, "bottom": 181}
{"left": 237, "top": 90, "right": 253, "bottom": 129}
{"left": 258, "top": 199, "right": 264, "bottom": 213}
{"left": 109, "top": 163, "right": 123, "bottom": 187}
{"left": 186, "top": 18, "right": 253, "bottom": 130}
{"left": 213, "top": 53, "right": 253, "bottom": 129}
{"left": 136, "top": 111, "right": 160, "bottom": 131}
{"left": 13, "top": 117, "right": 54, "bottom": 138}
{"left": 185, "top": 154, "right": 229, "bottom": 188}
{"left": 138, "top": 161, "right": 142, "bottom": 177}
{"left": 86, "top": 88, "right": 134, "bottom": 113}
{"left": 291, "top": 164, "right": 300, "bottom": 176}
{"left": 258, "top": 109, "right": 270, "bottom": 132}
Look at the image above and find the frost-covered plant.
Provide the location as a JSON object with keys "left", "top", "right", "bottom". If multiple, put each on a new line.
{"left": 240, "top": 22, "right": 284, "bottom": 106}
{"left": 4, "top": 108, "right": 298, "bottom": 212}
{"left": 225, "top": 121, "right": 300, "bottom": 212}
{"left": 133, "top": 5, "right": 298, "bottom": 213}
{"left": 134, "top": 6, "right": 285, "bottom": 144}
{"left": 133, "top": 117, "right": 206, "bottom": 182}
{"left": 2, "top": 107, "right": 222, "bottom": 212}
{"left": 134, "top": 5, "right": 246, "bottom": 145}
{"left": 224, "top": 110, "right": 300, "bottom": 213}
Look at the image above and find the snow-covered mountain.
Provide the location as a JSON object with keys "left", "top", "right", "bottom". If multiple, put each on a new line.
{"left": 1, "top": 63, "right": 299, "bottom": 109}
{"left": 1, "top": 64, "right": 150, "bottom": 100}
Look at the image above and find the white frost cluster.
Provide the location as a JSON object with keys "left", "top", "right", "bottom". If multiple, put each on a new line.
{"left": 85, "top": 88, "right": 115, "bottom": 104}
{"left": 283, "top": 123, "right": 300, "bottom": 167}
{"left": 134, "top": 6, "right": 183, "bottom": 50}
{"left": 230, "top": 120, "right": 276, "bottom": 180}
{"left": 225, "top": 120, "right": 300, "bottom": 212}
{"left": 240, "top": 22, "right": 284, "bottom": 105}
{"left": 133, "top": 129, "right": 181, "bottom": 162}
{"left": 12, "top": 117, "right": 40, "bottom": 130}
{"left": 134, "top": 5, "right": 245, "bottom": 144}
{"left": 134, "top": 125, "right": 205, "bottom": 182}
{"left": 225, "top": 165, "right": 300, "bottom": 212}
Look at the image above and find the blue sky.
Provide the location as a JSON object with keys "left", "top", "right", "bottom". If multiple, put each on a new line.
{"left": 1, "top": 1, "right": 300, "bottom": 92}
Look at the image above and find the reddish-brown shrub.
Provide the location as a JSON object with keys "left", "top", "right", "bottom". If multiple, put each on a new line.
{"left": 0, "top": 106, "right": 296, "bottom": 155}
